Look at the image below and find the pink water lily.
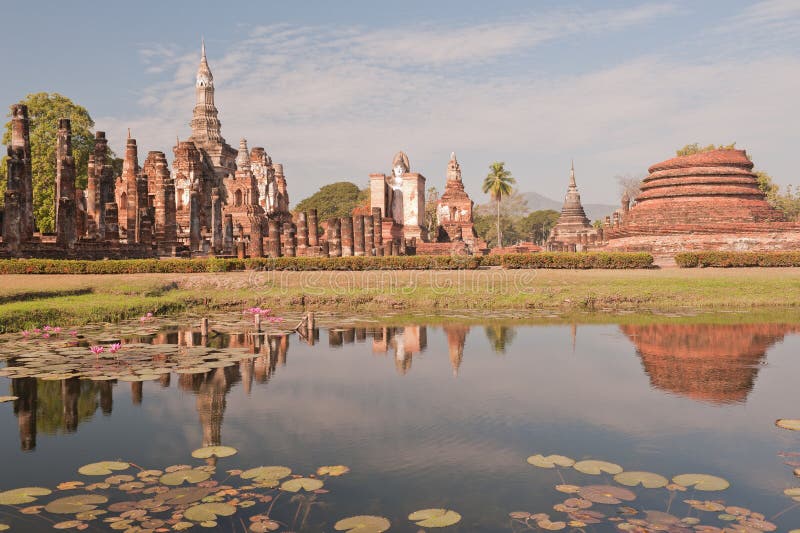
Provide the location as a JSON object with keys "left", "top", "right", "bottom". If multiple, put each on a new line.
{"left": 33, "top": 328, "right": 41, "bottom": 334}
{"left": 69, "top": 330, "right": 78, "bottom": 336}
{"left": 146, "top": 312, "right": 153, "bottom": 318}
{"left": 42, "top": 333, "right": 50, "bottom": 338}
{"left": 21, "top": 330, "right": 30, "bottom": 337}
{"left": 109, "top": 343, "right": 121, "bottom": 354}
{"left": 53, "top": 327, "right": 62, "bottom": 334}
{"left": 90, "top": 345, "right": 104, "bottom": 356}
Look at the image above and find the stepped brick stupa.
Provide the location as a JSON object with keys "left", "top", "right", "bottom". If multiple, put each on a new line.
{"left": 601, "top": 149, "right": 800, "bottom": 254}
{"left": 433, "top": 153, "right": 486, "bottom": 253}
{"left": 547, "top": 162, "right": 598, "bottom": 250}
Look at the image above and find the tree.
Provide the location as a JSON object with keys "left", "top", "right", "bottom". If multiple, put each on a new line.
{"left": 0, "top": 93, "right": 97, "bottom": 233}
{"left": 616, "top": 173, "right": 644, "bottom": 204}
{"left": 675, "top": 142, "right": 736, "bottom": 157}
{"left": 474, "top": 192, "right": 529, "bottom": 247}
{"left": 518, "top": 209, "right": 560, "bottom": 244}
{"left": 294, "top": 181, "right": 368, "bottom": 221}
{"left": 481, "top": 162, "right": 516, "bottom": 247}
{"left": 424, "top": 186, "right": 439, "bottom": 240}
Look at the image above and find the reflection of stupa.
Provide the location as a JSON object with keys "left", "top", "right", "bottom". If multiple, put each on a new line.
{"left": 621, "top": 324, "right": 799, "bottom": 404}
{"left": 370, "top": 326, "right": 427, "bottom": 375}
{"left": 444, "top": 326, "right": 468, "bottom": 376}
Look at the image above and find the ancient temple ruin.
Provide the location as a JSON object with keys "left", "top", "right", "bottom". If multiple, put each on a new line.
{"left": 547, "top": 162, "right": 598, "bottom": 251}
{"left": 595, "top": 149, "right": 800, "bottom": 254}
{"left": 432, "top": 153, "right": 486, "bottom": 252}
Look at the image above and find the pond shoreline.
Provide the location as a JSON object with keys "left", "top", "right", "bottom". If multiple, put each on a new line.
{"left": 1, "top": 269, "right": 799, "bottom": 332}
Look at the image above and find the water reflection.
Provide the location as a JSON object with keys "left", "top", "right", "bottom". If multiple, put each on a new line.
{"left": 622, "top": 323, "right": 800, "bottom": 404}
{"left": 5, "top": 321, "right": 799, "bottom": 452}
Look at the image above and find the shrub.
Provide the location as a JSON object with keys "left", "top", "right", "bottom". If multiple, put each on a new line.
{"left": 500, "top": 252, "right": 654, "bottom": 269}
{"left": 675, "top": 251, "right": 800, "bottom": 268}
{"left": 0, "top": 255, "right": 481, "bottom": 274}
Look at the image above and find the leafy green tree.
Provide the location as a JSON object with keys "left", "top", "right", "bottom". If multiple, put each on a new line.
{"left": 294, "top": 181, "right": 368, "bottom": 221}
{"left": 474, "top": 191, "right": 529, "bottom": 247}
{"left": 481, "top": 162, "right": 516, "bottom": 247}
{"left": 0, "top": 93, "right": 97, "bottom": 233}
{"left": 675, "top": 142, "right": 737, "bottom": 157}
{"left": 518, "top": 209, "right": 560, "bottom": 244}
{"left": 424, "top": 186, "right": 439, "bottom": 240}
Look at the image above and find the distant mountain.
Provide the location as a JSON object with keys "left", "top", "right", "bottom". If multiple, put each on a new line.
{"left": 522, "top": 192, "right": 618, "bottom": 222}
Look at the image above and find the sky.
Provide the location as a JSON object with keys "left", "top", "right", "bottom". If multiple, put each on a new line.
{"left": 1, "top": 0, "right": 798, "bottom": 207}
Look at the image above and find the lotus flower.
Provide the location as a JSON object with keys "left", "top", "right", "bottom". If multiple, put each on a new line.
{"left": 42, "top": 333, "right": 50, "bottom": 338}
{"left": 21, "top": 330, "right": 30, "bottom": 337}
{"left": 69, "top": 330, "right": 78, "bottom": 337}
{"left": 33, "top": 328, "right": 41, "bottom": 334}
{"left": 43, "top": 325, "right": 52, "bottom": 331}
{"left": 109, "top": 343, "right": 121, "bottom": 354}
{"left": 53, "top": 327, "right": 62, "bottom": 334}
{"left": 90, "top": 345, "right": 104, "bottom": 356}
{"left": 146, "top": 312, "right": 153, "bottom": 318}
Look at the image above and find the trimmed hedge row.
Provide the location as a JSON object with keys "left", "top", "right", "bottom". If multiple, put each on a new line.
{"left": 0, "top": 256, "right": 480, "bottom": 274}
{"left": 501, "top": 252, "right": 654, "bottom": 269}
{"left": 675, "top": 251, "right": 800, "bottom": 268}
{"left": 0, "top": 252, "right": 655, "bottom": 274}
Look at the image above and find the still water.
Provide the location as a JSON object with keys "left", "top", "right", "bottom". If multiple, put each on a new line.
{"left": 1, "top": 317, "right": 799, "bottom": 531}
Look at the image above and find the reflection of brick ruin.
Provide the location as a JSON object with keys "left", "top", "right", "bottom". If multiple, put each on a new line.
{"left": 621, "top": 323, "right": 800, "bottom": 403}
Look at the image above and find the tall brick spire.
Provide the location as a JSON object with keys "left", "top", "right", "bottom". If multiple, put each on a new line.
{"left": 191, "top": 39, "right": 224, "bottom": 143}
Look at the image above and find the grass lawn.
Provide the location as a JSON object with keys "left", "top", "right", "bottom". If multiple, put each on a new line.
{"left": 0, "top": 268, "right": 799, "bottom": 332}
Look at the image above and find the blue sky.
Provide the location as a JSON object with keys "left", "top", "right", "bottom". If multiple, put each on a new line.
{"left": 2, "top": 0, "right": 798, "bottom": 206}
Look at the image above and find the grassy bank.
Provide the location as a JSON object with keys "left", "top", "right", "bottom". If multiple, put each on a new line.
{"left": 1, "top": 268, "right": 800, "bottom": 332}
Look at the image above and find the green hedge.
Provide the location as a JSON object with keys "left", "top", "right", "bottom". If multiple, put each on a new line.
{"left": 0, "top": 256, "right": 481, "bottom": 274}
{"left": 675, "top": 251, "right": 800, "bottom": 268}
{"left": 501, "top": 252, "right": 654, "bottom": 269}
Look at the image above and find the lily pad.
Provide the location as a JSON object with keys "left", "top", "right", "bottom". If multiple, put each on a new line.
{"left": 573, "top": 460, "right": 623, "bottom": 475}
{"left": 672, "top": 474, "right": 730, "bottom": 491}
{"left": 280, "top": 478, "right": 324, "bottom": 492}
{"left": 614, "top": 471, "right": 668, "bottom": 489}
{"left": 184, "top": 502, "right": 237, "bottom": 522}
{"left": 191, "top": 446, "right": 237, "bottom": 459}
{"left": 408, "top": 508, "right": 462, "bottom": 528}
{"left": 0, "top": 396, "right": 18, "bottom": 403}
{"left": 240, "top": 466, "right": 291, "bottom": 484}
{"left": 53, "top": 521, "right": 83, "bottom": 530}
{"left": 537, "top": 519, "right": 566, "bottom": 530}
{"left": 159, "top": 469, "right": 212, "bottom": 486}
{"left": 334, "top": 515, "right": 391, "bottom": 533}
{"left": 78, "top": 461, "right": 131, "bottom": 476}
{"left": 45, "top": 494, "right": 108, "bottom": 514}
{"left": 776, "top": 419, "right": 800, "bottom": 431}
{"left": 0, "top": 487, "right": 53, "bottom": 505}
{"left": 578, "top": 485, "right": 636, "bottom": 504}
{"left": 784, "top": 487, "right": 800, "bottom": 502}
{"left": 527, "top": 455, "right": 575, "bottom": 469}
{"left": 317, "top": 465, "right": 350, "bottom": 476}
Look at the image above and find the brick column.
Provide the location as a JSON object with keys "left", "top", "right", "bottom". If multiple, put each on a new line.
{"left": 296, "top": 212, "right": 308, "bottom": 256}
{"left": 363, "top": 215, "right": 374, "bottom": 256}
{"left": 224, "top": 214, "right": 234, "bottom": 253}
{"left": 307, "top": 209, "right": 319, "bottom": 246}
{"left": 282, "top": 222, "right": 296, "bottom": 257}
{"left": 353, "top": 215, "right": 365, "bottom": 256}
{"left": 372, "top": 207, "right": 383, "bottom": 254}
{"left": 267, "top": 219, "right": 281, "bottom": 258}
{"left": 328, "top": 218, "right": 342, "bottom": 257}
{"left": 340, "top": 216, "right": 354, "bottom": 256}
{"left": 189, "top": 190, "right": 201, "bottom": 252}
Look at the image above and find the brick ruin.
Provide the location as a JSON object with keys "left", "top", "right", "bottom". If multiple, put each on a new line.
{"left": 547, "top": 162, "right": 599, "bottom": 251}
{"left": 590, "top": 149, "right": 800, "bottom": 255}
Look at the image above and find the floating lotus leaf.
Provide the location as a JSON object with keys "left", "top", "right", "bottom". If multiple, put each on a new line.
{"left": 317, "top": 465, "right": 350, "bottom": 476}
{"left": 777, "top": 419, "right": 800, "bottom": 431}
{"left": 53, "top": 521, "right": 83, "bottom": 529}
{"left": 672, "top": 474, "right": 729, "bottom": 491}
{"left": 159, "top": 469, "right": 211, "bottom": 486}
{"left": 510, "top": 512, "right": 531, "bottom": 519}
{"left": 573, "top": 460, "right": 623, "bottom": 475}
{"left": 184, "top": 502, "right": 237, "bottom": 522}
{"left": 280, "top": 478, "right": 323, "bottom": 492}
{"left": 537, "top": 519, "right": 566, "bottom": 530}
{"left": 240, "top": 466, "right": 291, "bottom": 483}
{"left": 555, "top": 484, "right": 581, "bottom": 494}
{"left": 75, "top": 509, "right": 106, "bottom": 520}
{"left": 578, "top": 485, "right": 636, "bottom": 504}
{"left": 785, "top": 487, "right": 800, "bottom": 502}
{"left": 0, "top": 487, "right": 52, "bottom": 505}
{"left": 200, "top": 520, "right": 218, "bottom": 528}
{"left": 334, "top": 515, "right": 391, "bottom": 533}
{"left": 78, "top": 461, "right": 131, "bottom": 476}
{"left": 614, "top": 471, "right": 668, "bottom": 489}
{"left": 191, "top": 446, "right": 237, "bottom": 459}
{"left": 45, "top": 494, "right": 108, "bottom": 514}
{"left": 407, "top": 508, "right": 461, "bottom": 528}
{"left": 172, "top": 522, "right": 194, "bottom": 531}
{"left": 250, "top": 520, "right": 281, "bottom": 532}
{"left": 0, "top": 396, "right": 18, "bottom": 403}
{"left": 643, "top": 510, "right": 683, "bottom": 527}
{"left": 527, "top": 455, "right": 575, "bottom": 469}
{"left": 685, "top": 500, "right": 725, "bottom": 512}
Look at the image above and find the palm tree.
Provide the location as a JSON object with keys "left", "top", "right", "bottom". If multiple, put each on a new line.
{"left": 482, "top": 162, "right": 516, "bottom": 247}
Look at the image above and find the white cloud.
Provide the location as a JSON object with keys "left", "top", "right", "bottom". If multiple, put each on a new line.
{"left": 95, "top": 2, "right": 799, "bottom": 207}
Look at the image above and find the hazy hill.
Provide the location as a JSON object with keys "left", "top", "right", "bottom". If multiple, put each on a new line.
{"left": 522, "top": 191, "right": 618, "bottom": 222}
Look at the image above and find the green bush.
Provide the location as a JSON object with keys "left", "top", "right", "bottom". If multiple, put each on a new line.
{"left": 500, "top": 252, "right": 654, "bottom": 269}
{"left": 0, "top": 255, "right": 481, "bottom": 274}
{"left": 675, "top": 251, "right": 800, "bottom": 268}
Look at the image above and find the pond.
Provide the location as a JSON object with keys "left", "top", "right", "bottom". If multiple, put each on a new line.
{"left": 1, "top": 312, "right": 799, "bottom": 532}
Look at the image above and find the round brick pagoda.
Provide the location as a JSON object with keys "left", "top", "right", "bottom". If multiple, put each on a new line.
{"left": 622, "top": 149, "right": 784, "bottom": 231}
